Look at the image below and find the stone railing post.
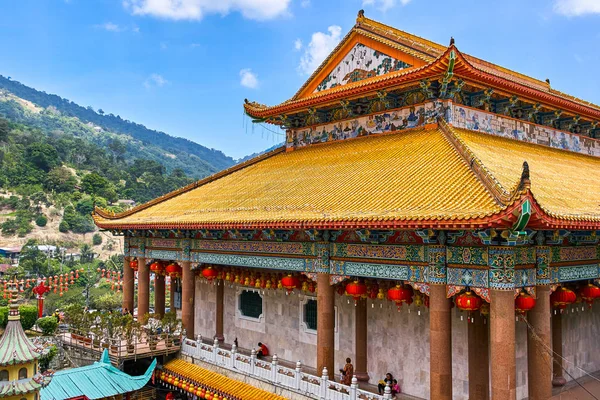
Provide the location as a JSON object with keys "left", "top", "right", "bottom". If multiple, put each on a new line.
{"left": 295, "top": 361, "right": 302, "bottom": 390}
{"left": 271, "top": 354, "right": 278, "bottom": 383}
{"left": 384, "top": 384, "right": 392, "bottom": 399}
{"left": 320, "top": 367, "right": 328, "bottom": 400}
{"left": 231, "top": 343, "right": 237, "bottom": 369}
{"left": 213, "top": 337, "right": 219, "bottom": 363}
{"left": 350, "top": 376, "right": 358, "bottom": 400}
{"left": 251, "top": 348, "right": 257, "bottom": 376}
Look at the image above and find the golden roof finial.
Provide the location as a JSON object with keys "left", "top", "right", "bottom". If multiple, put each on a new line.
{"left": 357, "top": 9, "right": 365, "bottom": 22}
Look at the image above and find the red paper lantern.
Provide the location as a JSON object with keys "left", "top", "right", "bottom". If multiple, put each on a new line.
{"left": 387, "top": 284, "right": 413, "bottom": 309}
{"left": 130, "top": 259, "right": 139, "bottom": 271}
{"left": 201, "top": 266, "right": 219, "bottom": 281}
{"left": 579, "top": 283, "right": 600, "bottom": 307}
{"left": 455, "top": 291, "right": 482, "bottom": 312}
{"left": 150, "top": 261, "right": 165, "bottom": 276}
{"left": 551, "top": 287, "right": 576, "bottom": 309}
{"left": 345, "top": 280, "right": 367, "bottom": 301}
{"left": 515, "top": 292, "right": 536, "bottom": 314}
{"left": 281, "top": 274, "right": 299, "bottom": 292}
{"left": 165, "top": 262, "right": 182, "bottom": 278}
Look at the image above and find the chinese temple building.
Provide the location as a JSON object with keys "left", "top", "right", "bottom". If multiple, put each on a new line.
{"left": 94, "top": 11, "right": 600, "bottom": 400}
{"left": 40, "top": 349, "right": 155, "bottom": 400}
{"left": 0, "top": 289, "right": 52, "bottom": 400}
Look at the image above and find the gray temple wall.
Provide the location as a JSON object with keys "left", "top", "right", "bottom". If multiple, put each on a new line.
{"left": 191, "top": 282, "right": 600, "bottom": 400}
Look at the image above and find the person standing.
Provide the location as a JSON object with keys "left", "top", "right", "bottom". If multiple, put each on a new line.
{"left": 340, "top": 357, "right": 354, "bottom": 385}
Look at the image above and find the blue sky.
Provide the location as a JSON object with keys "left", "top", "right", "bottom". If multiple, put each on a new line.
{"left": 0, "top": 0, "right": 599, "bottom": 159}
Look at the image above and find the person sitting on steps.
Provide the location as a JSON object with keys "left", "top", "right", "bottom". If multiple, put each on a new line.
{"left": 257, "top": 342, "right": 269, "bottom": 359}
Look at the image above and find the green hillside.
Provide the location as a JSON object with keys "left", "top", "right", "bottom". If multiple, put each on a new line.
{"left": 0, "top": 75, "right": 235, "bottom": 177}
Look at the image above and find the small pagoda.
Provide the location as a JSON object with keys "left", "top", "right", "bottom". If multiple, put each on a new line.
{"left": 0, "top": 284, "right": 52, "bottom": 400}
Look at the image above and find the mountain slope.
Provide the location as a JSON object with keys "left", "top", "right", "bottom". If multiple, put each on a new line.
{"left": 0, "top": 75, "right": 235, "bottom": 177}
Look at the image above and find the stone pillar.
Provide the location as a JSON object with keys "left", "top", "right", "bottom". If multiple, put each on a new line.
{"left": 468, "top": 312, "right": 489, "bottom": 400}
{"left": 317, "top": 273, "right": 335, "bottom": 379}
{"left": 137, "top": 257, "right": 149, "bottom": 320}
{"left": 527, "top": 286, "right": 552, "bottom": 399}
{"left": 354, "top": 298, "right": 369, "bottom": 381}
{"left": 215, "top": 280, "right": 224, "bottom": 341}
{"left": 429, "top": 284, "right": 452, "bottom": 400}
{"left": 490, "top": 290, "right": 516, "bottom": 400}
{"left": 122, "top": 256, "right": 134, "bottom": 313}
{"left": 181, "top": 261, "right": 195, "bottom": 337}
{"left": 154, "top": 274, "right": 165, "bottom": 318}
{"left": 552, "top": 310, "right": 566, "bottom": 386}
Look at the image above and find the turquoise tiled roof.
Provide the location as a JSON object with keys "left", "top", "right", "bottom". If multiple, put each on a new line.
{"left": 40, "top": 350, "right": 156, "bottom": 400}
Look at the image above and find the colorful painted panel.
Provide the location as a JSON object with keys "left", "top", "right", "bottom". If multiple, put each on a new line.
{"left": 191, "top": 252, "right": 307, "bottom": 272}
{"left": 331, "top": 243, "right": 425, "bottom": 262}
{"left": 446, "top": 246, "right": 488, "bottom": 266}
{"left": 551, "top": 246, "right": 598, "bottom": 263}
{"left": 288, "top": 101, "right": 450, "bottom": 148}
{"left": 148, "top": 238, "right": 181, "bottom": 248}
{"left": 452, "top": 105, "right": 600, "bottom": 157}
{"left": 331, "top": 260, "right": 410, "bottom": 280}
{"left": 558, "top": 264, "right": 600, "bottom": 282}
{"left": 514, "top": 268, "right": 537, "bottom": 287}
{"left": 514, "top": 247, "right": 536, "bottom": 265}
{"left": 147, "top": 249, "right": 180, "bottom": 260}
{"left": 447, "top": 268, "right": 489, "bottom": 288}
{"left": 315, "top": 43, "right": 412, "bottom": 92}
{"left": 192, "top": 240, "right": 309, "bottom": 256}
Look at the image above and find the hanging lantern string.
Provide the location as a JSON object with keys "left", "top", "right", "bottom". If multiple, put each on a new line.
{"left": 520, "top": 314, "right": 600, "bottom": 398}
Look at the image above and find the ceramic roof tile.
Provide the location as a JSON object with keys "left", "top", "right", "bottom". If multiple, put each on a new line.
{"left": 163, "top": 359, "right": 286, "bottom": 400}
{"left": 40, "top": 350, "right": 156, "bottom": 400}
{"left": 94, "top": 127, "right": 503, "bottom": 229}
{"left": 454, "top": 127, "right": 600, "bottom": 222}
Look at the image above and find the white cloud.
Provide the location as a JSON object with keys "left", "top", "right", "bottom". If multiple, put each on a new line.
{"left": 294, "top": 39, "right": 303, "bottom": 51}
{"left": 553, "top": 0, "right": 600, "bottom": 16}
{"left": 362, "top": 0, "right": 411, "bottom": 11}
{"left": 300, "top": 0, "right": 310, "bottom": 7}
{"left": 298, "top": 25, "right": 342, "bottom": 75}
{"left": 95, "top": 22, "right": 125, "bottom": 32}
{"left": 144, "top": 73, "right": 168, "bottom": 89}
{"left": 132, "top": 25, "right": 141, "bottom": 33}
{"left": 123, "top": 0, "right": 291, "bottom": 21}
{"left": 239, "top": 69, "right": 259, "bottom": 89}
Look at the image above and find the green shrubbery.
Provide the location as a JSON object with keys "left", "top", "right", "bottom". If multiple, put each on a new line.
{"left": 92, "top": 233, "right": 102, "bottom": 246}
{"left": 35, "top": 214, "right": 47, "bottom": 227}
{"left": 0, "top": 305, "right": 38, "bottom": 330}
{"left": 36, "top": 316, "right": 58, "bottom": 335}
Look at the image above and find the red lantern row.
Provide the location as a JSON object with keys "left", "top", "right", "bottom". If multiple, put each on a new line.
{"left": 160, "top": 371, "right": 231, "bottom": 400}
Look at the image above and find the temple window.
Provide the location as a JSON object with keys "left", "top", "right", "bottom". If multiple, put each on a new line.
{"left": 18, "top": 367, "right": 27, "bottom": 379}
{"left": 238, "top": 290, "right": 263, "bottom": 320}
{"left": 0, "top": 370, "right": 7, "bottom": 381}
{"left": 303, "top": 299, "right": 318, "bottom": 330}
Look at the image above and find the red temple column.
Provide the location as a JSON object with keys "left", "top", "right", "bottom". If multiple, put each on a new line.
{"left": 354, "top": 298, "right": 369, "bottom": 381}
{"left": 490, "top": 290, "right": 516, "bottom": 399}
{"left": 216, "top": 280, "right": 224, "bottom": 341}
{"left": 154, "top": 273, "right": 166, "bottom": 318}
{"left": 181, "top": 261, "right": 195, "bottom": 337}
{"left": 429, "top": 284, "right": 452, "bottom": 400}
{"left": 123, "top": 256, "right": 134, "bottom": 313}
{"left": 527, "top": 285, "right": 552, "bottom": 399}
{"left": 317, "top": 273, "right": 335, "bottom": 379}
{"left": 468, "top": 311, "right": 489, "bottom": 400}
{"left": 552, "top": 310, "right": 566, "bottom": 386}
{"left": 137, "top": 257, "right": 149, "bottom": 320}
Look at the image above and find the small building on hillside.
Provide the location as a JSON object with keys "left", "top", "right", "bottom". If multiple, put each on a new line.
{"left": 0, "top": 247, "right": 21, "bottom": 265}
{"left": 40, "top": 350, "right": 156, "bottom": 400}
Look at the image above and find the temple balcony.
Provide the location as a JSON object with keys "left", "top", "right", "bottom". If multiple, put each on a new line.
{"left": 178, "top": 335, "right": 421, "bottom": 400}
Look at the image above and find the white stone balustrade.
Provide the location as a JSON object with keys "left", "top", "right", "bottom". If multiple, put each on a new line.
{"left": 180, "top": 336, "right": 390, "bottom": 400}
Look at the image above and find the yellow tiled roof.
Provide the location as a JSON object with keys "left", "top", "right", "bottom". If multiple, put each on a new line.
{"left": 163, "top": 358, "right": 286, "bottom": 400}
{"left": 94, "top": 127, "right": 503, "bottom": 229}
{"left": 454, "top": 127, "right": 600, "bottom": 222}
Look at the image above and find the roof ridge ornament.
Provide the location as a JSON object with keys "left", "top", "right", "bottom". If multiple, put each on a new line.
{"left": 357, "top": 9, "right": 365, "bottom": 23}
{"left": 449, "top": 37, "right": 455, "bottom": 46}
